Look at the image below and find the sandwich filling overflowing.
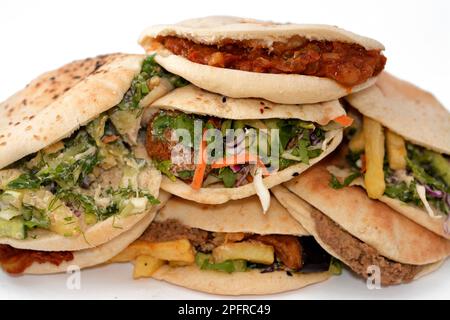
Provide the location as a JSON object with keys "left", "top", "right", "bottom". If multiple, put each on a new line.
{"left": 156, "top": 35, "right": 386, "bottom": 87}
{"left": 0, "top": 56, "right": 186, "bottom": 240}
{"left": 0, "top": 218, "right": 338, "bottom": 275}
{"left": 146, "top": 110, "right": 339, "bottom": 189}
{"left": 113, "top": 219, "right": 337, "bottom": 277}
{"left": 337, "top": 114, "right": 450, "bottom": 225}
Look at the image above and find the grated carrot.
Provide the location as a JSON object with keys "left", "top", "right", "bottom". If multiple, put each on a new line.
{"left": 334, "top": 115, "right": 354, "bottom": 127}
{"left": 191, "top": 133, "right": 208, "bottom": 190}
{"left": 212, "top": 153, "right": 270, "bottom": 176}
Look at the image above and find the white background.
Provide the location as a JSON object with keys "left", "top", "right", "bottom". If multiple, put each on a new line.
{"left": 0, "top": 0, "right": 449, "bottom": 299}
{"left": 1, "top": 0, "right": 449, "bottom": 107}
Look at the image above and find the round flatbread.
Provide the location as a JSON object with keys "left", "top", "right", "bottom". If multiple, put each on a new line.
{"left": 272, "top": 184, "right": 446, "bottom": 285}
{"left": 0, "top": 54, "right": 164, "bottom": 250}
{"left": 346, "top": 72, "right": 450, "bottom": 155}
{"left": 156, "top": 194, "right": 308, "bottom": 236}
{"left": 0, "top": 54, "right": 145, "bottom": 170}
{"left": 328, "top": 165, "right": 450, "bottom": 240}
{"left": 152, "top": 265, "right": 330, "bottom": 295}
{"left": 149, "top": 85, "right": 344, "bottom": 204}
{"left": 24, "top": 191, "right": 171, "bottom": 274}
{"left": 139, "top": 16, "right": 385, "bottom": 104}
{"left": 149, "top": 193, "right": 328, "bottom": 295}
{"left": 150, "top": 84, "right": 346, "bottom": 125}
{"left": 276, "top": 160, "right": 450, "bottom": 265}
{"left": 0, "top": 167, "right": 161, "bottom": 251}
{"left": 345, "top": 73, "right": 450, "bottom": 237}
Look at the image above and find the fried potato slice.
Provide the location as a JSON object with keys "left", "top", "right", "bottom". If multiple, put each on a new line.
{"left": 212, "top": 241, "right": 274, "bottom": 265}
{"left": 133, "top": 255, "right": 165, "bottom": 279}
{"left": 386, "top": 129, "right": 407, "bottom": 170}
{"left": 363, "top": 116, "right": 386, "bottom": 199}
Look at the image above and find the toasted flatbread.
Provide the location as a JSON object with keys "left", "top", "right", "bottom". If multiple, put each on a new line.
{"left": 0, "top": 54, "right": 145, "bottom": 169}
{"left": 0, "top": 54, "right": 167, "bottom": 250}
{"left": 148, "top": 193, "right": 329, "bottom": 295}
{"left": 346, "top": 72, "right": 450, "bottom": 155}
{"left": 277, "top": 160, "right": 450, "bottom": 265}
{"left": 272, "top": 184, "right": 446, "bottom": 285}
{"left": 139, "top": 16, "right": 384, "bottom": 104}
{"left": 152, "top": 265, "right": 330, "bottom": 296}
{"left": 23, "top": 191, "right": 171, "bottom": 274}
{"left": 0, "top": 167, "right": 161, "bottom": 251}
{"left": 156, "top": 194, "right": 308, "bottom": 236}
{"left": 345, "top": 72, "right": 450, "bottom": 237}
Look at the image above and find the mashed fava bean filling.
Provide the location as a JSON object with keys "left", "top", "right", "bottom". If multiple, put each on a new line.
{"left": 158, "top": 35, "right": 386, "bottom": 87}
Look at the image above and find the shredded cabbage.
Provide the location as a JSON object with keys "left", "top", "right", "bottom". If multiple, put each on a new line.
{"left": 0, "top": 208, "right": 21, "bottom": 221}
{"left": 393, "top": 170, "right": 414, "bottom": 186}
{"left": 321, "top": 130, "right": 338, "bottom": 151}
{"left": 253, "top": 168, "right": 270, "bottom": 214}
{"left": 280, "top": 152, "right": 303, "bottom": 162}
{"left": 73, "top": 146, "right": 97, "bottom": 161}
{"left": 416, "top": 184, "right": 440, "bottom": 219}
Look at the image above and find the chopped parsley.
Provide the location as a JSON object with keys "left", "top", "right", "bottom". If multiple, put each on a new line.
{"left": 329, "top": 172, "right": 361, "bottom": 189}
{"left": 117, "top": 55, "right": 187, "bottom": 113}
{"left": 0, "top": 55, "right": 175, "bottom": 239}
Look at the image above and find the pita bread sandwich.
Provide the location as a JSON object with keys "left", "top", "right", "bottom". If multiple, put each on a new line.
{"left": 110, "top": 194, "right": 335, "bottom": 295}
{"left": 338, "top": 72, "right": 450, "bottom": 238}
{"left": 139, "top": 16, "right": 386, "bottom": 104}
{"left": 143, "top": 84, "right": 345, "bottom": 211}
{"left": 0, "top": 191, "right": 170, "bottom": 274}
{"left": 0, "top": 54, "right": 184, "bottom": 252}
{"left": 272, "top": 157, "right": 450, "bottom": 286}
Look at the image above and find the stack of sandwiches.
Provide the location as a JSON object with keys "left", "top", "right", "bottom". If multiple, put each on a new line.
{"left": 0, "top": 16, "right": 448, "bottom": 295}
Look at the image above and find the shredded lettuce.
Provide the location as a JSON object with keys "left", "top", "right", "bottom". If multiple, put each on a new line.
{"left": 150, "top": 111, "right": 328, "bottom": 186}
{"left": 56, "top": 186, "right": 159, "bottom": 222}
{"left": 154, "top": 159, "right": 177, "bottom": 181}
{"left": 329, "top": 172, "right": 361, "bottom": 190}
{"left": 347, "top": 144, "right": 449, "bottom": 215}
{"left": 177, "top": 170, "right": 194, "bottom": 180}
{"left": 151, "top": 112, "right": 197, "bottom": 145}
{"left": 116, "top": 55, "right": 186, "bottom": 113}
{"left": 217, "top": 167, "right": 237, "bottom": 188}
{"left": 407, "top": 144, "right": 448, "bottom": 192}
{"left": 195, "top": 253, "right": 247, "bottom": 273}
{"left": 0, "top": 56, "right": 173, "bottom": 238}
{"left": 8, "top": 131, "right": 99, "bottom": 190}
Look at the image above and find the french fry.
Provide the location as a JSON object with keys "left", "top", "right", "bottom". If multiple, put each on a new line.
{"left": 348, "top": 130, "right": 365, "bottom": 153}
{"left": 212, "top": 241, "right": 274, "bottom": 265}
{"left": 133, "top": 255, "right": 164, "bottom": 279}
{"left": 386, "top": 130, "right": 407, "bottom": 170}
{"left": 168, "top": 261, "right": 194, "bottom": 267}
{"left": 109, "top": 240, "right": 154, "bottom": 263}
{"left": 146, "top": 239, "right": 195, "bottom": 263}
{"left": 110, "top": 238, "right": 195, "bottom": 266}
{"left": 363, "top": 117, "right": 386, "bottom": 199}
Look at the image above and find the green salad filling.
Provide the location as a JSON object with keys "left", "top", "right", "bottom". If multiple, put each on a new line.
{"left": 0, "top": 56, "right": 186, "bottom": 240}
{"left": 345, "top": 143, "right": 450, "bottom": 215}
{"left": 147, "top": 110, "right": 337, "bottom": 188}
